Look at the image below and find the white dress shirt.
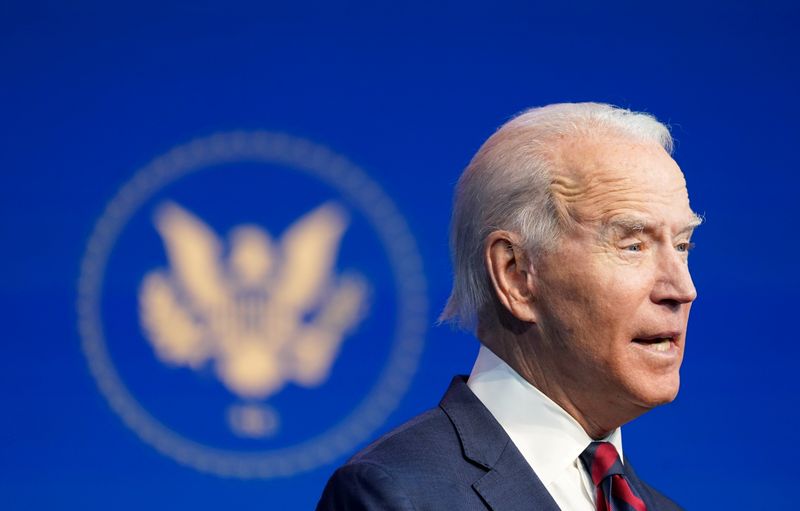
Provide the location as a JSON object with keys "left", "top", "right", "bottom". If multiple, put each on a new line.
{"left": 467, "top": 345, "right": 623, "bottom": 511}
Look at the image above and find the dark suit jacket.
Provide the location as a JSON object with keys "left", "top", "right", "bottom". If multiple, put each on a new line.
{"left": 317, "top": 376, "right": 683, "bottom": 510}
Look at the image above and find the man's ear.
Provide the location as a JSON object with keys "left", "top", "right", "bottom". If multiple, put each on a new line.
{"left": 484, "top": 231, "right": 538, "bottom": 323}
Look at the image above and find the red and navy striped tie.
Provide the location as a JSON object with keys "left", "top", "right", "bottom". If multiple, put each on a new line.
{"left": 579, "top": 441, "right": 647, "bottom": 511}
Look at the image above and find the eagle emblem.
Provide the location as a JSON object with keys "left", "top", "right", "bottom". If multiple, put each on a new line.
{"left": 138, "top": 201, "right": 368, "bottom": 435}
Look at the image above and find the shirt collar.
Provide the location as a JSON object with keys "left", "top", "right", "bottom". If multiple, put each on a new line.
{"left": 467, "top": 345, "right": 623, "bottom": 486}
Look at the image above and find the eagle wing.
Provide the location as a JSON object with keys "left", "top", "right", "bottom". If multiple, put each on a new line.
{"left": 290, "top": 274, "right": 368, "bottom": 387}
{"left": 153, "top": 201, "right": 230, "bottom": 312}
{"left": 271, "top": 202, "right": 349, "bottom": 311}
{"left": 139, "top": 271, "right": 211, "bottom": 368}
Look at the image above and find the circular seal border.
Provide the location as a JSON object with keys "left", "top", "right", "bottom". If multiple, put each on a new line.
{"left": 77, "top": 131, "right": 428, "bottom": 478}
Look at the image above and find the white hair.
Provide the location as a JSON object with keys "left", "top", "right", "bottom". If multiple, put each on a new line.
{"left": 440, "top": 102, "right": 674, "bottom": 331}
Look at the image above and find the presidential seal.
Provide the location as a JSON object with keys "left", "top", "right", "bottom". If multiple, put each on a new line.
{"left": 77, "top": 132, "right": 427, "bottom": 478}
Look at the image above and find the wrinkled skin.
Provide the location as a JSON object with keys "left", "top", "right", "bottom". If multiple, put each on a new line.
{"left": 483, "top": 134, "right": 700, "bottom": 438}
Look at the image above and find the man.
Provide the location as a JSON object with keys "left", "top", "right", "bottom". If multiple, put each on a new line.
{"left": 317, "top": 103, "right": 700, "bottom": 510}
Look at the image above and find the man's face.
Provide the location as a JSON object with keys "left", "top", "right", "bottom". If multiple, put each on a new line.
{"left": 533, "top": 135, "right": 699, "bottom": 413}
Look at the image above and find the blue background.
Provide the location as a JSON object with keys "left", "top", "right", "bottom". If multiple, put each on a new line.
{"left": 2, "top": 1, "right": 799, "bottom": 508}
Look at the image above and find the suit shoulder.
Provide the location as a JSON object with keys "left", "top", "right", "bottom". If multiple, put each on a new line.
{"left": 343, "top": 405, "right": 488, "bottom": 487}
{"left": 348, "top": 407, "right": 462, "bottom": 470}
{"left": 319, "top": 407, "right": 485, "bottom": 509}
{"left": 317, "top": 460, "right": 416, "bottom": 510}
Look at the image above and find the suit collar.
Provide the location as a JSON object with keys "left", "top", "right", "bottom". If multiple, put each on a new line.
{"left": 439, "top": 376, "right": 561, "bottom": 511}
{"left": 467, "top": 345, "right": 624, "bottom": 487}
{"left": 439, "top": 375, "right": 505, "bottom": 468}
{"left": 439, "top": 376, "right": 672, "bottom": 510}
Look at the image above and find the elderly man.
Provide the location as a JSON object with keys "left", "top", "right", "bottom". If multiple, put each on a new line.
{"left": 317, "top": 103, "right": 700, "bottom": 510}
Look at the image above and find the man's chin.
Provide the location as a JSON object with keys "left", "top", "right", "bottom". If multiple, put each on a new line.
{"left": 635, "top": 375, "right": 681, "bottom": 409}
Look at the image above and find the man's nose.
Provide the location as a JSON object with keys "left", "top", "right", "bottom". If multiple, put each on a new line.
{"left": 651, "top": 247, "right": 697, "bottom": 308}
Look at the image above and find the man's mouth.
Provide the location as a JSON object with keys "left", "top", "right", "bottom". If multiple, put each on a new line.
{"left": 632, "top": 334, "right": 679, "bottom": 353}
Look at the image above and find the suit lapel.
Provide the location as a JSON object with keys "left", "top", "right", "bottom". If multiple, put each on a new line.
{"left": 623, "top": 458, "right": 659, "bottom": 510}
{"left": 472, "top": 440, "right": 561, "bottom": 511}
{"left": 440, "top": 376, "right": 561, "bottom": 511}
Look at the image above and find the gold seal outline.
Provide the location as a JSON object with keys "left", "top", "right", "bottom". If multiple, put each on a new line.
{"left": 77, "top": 131, "right": 428, "bottom": 478}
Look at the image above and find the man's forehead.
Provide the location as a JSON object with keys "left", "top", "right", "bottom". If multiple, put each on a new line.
{"left": 553, "top": 132, "right": 680, "bottom": 181}
{"left": 549, "top": 133, "right": 692, "bottom": 224}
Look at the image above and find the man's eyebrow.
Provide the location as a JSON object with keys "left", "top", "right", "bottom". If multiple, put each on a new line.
{"left": 604, "top": 212, "right": 704, "bottom": 236}
{"left": 679, "top": 212, "right": 704, "bottom": 235}
{"left": 606, "top": 216, "right": 648, "bottom": 233}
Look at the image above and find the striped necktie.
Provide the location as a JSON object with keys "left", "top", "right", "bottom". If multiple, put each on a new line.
{"left": 579, "top": 441, "right": 647, "bottom": 511}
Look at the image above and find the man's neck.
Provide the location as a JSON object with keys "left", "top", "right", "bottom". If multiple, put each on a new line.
{"left": 477, "top": 327, "right": 645, "bottom": 439}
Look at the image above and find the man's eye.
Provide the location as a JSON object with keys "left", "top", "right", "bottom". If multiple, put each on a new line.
{"left": 676, "top": 242, "right": 695, "bottom": 252}
{"left": 624, "top": 243, "right": 643, "bottom": 252}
